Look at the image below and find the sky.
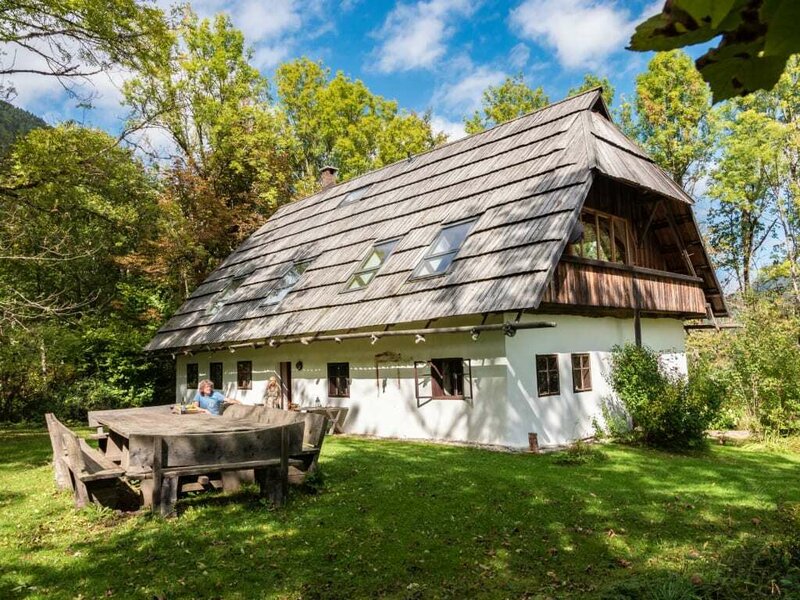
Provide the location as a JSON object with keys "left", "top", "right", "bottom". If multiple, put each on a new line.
{"left": 6, "top": 0, "right": 669, "bottom": 141}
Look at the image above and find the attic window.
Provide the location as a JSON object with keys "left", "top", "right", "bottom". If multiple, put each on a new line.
{"left": 569, "top": 209, "right": 630, "bottom": 265}
{"left": 261, "top": 259, "right": 313, "bottom": 306}
{"left": 206, "top": 274, "right": 249, "bottom": 316}
{"left": 339, "top": 185, "right": 370, "bottom": 206}
{"left": 344, "top": 239, "right": 399, "bottom": 291}
{"left": 410, "top": 218, "right": 476, "bottom": 279}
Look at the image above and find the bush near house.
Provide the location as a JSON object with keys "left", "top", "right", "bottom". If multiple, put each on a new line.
{"left": 607, "top": 344, "right": 722, "bottom": 449}
{"left": 687, "top": 296, "right": 800, "bottom": 435}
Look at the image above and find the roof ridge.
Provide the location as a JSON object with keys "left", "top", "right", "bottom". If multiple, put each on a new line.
{"left": 276, "top": 88, "right": 604, "bottom": 213}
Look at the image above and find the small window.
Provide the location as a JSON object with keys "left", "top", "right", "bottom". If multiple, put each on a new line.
{"left": 431, "top": 358, "right": 464, "bottom": 398}
{"left": 262, "top": 259, "right": 313, "bottom": 306}
{"left": 536, "top": 354, "right": 560, "bottom": 397}
{"left": 186, "top": 363, "right": 199, "bottom": 389}
{"left": 569, "top": 210, "right": 630, "bottom": 265}
{"left": 327, "top": 362, "right": 350, "bottom": 398}
{"left": 210, "top": 362, "right": 223, "bottom": 390}
{"left": 206, "top": 274, "right": 249, "bottom": 315}
{"left": 411, "top": 219, "right": 476, "bottom": 279}
{"left": 571, "top": 353, "right": 592, "bottom": 392}
{"left": 237, "top": 361, "right": 252, "bottom": 390}
{"left": 339, "top": 185, "right": 370, "bottom": 206}
{"left": 345, "top": 239, "right": 399, "bottom": 291}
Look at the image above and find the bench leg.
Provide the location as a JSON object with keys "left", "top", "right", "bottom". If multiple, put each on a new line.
{"left": 255, "top": 466, "right": 288, "bottom": 507}
{"left": 159, "top": 475, "right": 179, "bottom": 518}
{"left": 140, "top": 480, "right": 154, "bottom": 509}
{"left": 72, "top": 474, "right": 90, "bottom": 509}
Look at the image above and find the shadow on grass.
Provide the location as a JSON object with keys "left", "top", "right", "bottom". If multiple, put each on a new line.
{"left": 1, "top": 434, "right": 799, "bottom": 599}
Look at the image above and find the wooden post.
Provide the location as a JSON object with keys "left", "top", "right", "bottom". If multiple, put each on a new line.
{"left": 160, "top": 475, "right": 179, "bottom": 518}
{"left": 151, "top": 436, "right": 164, "bottom": 515}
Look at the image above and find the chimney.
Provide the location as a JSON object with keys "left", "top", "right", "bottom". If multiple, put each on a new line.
{"left": 320, "top": 165, "right": 338, "bottom": 189}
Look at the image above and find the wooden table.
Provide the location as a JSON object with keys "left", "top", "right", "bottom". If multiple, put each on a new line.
{"left": 301, "top": 406, "right": 349, "bottom": 434}
{"left": 88, "top": 405, "right": 274, "bottom": 475}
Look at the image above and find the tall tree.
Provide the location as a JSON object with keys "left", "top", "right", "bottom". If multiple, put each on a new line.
{"left": 0, "top": 0, "right": 169, "bottom": 101}
{"left": 275, "top": 57, "right": 445, "bottom": 198}
{"left": 707, "top": 108, "right": 780, "bottom": 293}
{"left": 620, "top": 50, "right": 716, "bottom": 193}
{"left": 463, "top": 74, "right": 549, "bottom": 135}
{"left": 0, "top": 124, "right": 158, "bottom": 328}
{"left": 741, "top": 56, "right": 800, "bottom": 301}
{"left": 123, "top": 10, "right": 292, "bottom": 299}
{"left": 568, "top": 74, "right": 615, "bottom": 108}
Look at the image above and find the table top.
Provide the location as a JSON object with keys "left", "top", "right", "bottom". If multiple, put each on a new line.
{"left": 88, "top": 405, "right": 271, "bottom": 438}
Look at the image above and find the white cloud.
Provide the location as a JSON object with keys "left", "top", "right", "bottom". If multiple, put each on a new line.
{"left": 234, "top": 0, "right": 302, "bottom": 43}
{"left": 510, "top": 0, "right": 640, "bottom": 69}
{"left": 508, "top": 43, "right": 530, "bottom": 70}
{"left": 432, "top": 66, "right": 506, "bottom": 114}
{"left": 430, "top": 114, "right": 467, "bottom": 141}
{"left": 373, "top": 0, "right": 474, "bottom": 73}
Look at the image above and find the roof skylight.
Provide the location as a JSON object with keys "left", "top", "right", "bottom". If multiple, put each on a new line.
{"left": 261, "top": 259, "right": 313, "bottom": 306}
{"left": 339, "top": 185, "right": 370, "bottom": 206}
{"left": 410, "top": 219, "right": 476, "bottom": 279}
{"left": 344, "top": 239, "right": 399, "bottom": 291}
{"left": 206, "top": 274, "right": 249, "bottom": 316}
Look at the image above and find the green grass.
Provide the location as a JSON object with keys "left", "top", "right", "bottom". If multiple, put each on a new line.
{"left": 1, "top": 429, "right": 799, "bottom": 599}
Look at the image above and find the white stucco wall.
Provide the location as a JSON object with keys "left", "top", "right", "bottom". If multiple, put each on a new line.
{"left": 173, "top": 314, "right": 687, "bottom": 449}
{"left": 504, "top": 314, "right": 687, "bottom": 447}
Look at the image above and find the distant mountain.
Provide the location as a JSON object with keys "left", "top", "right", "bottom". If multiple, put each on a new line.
{"left": 0, "top": 100, "right": 48, "bottom": 155}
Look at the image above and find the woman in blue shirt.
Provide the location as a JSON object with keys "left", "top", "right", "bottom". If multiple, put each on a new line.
{"left": 194, "top": 380, "right": 240, "bottom": 416}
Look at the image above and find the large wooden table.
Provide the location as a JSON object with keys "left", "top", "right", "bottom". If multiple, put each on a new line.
{"left": 88, "top": 405, "right": 274, "bottom": 475}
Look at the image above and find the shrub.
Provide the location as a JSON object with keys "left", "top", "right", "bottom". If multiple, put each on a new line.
{"left": 608, "top": 344, "right": 721, "bottom": 449}
{"left": 687, "top": 296, "right": 800, "bottom": 435}
{"left": 553, "top": 440, "right": 608, "bottom": 466}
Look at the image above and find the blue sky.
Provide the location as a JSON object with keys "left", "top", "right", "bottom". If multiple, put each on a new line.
{"left": 8, "top": 0, "right": 668, "bottom": 141}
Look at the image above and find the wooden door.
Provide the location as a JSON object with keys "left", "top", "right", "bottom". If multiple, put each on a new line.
{"left": 279, "top": 361, "right": 292, "bottom": 409}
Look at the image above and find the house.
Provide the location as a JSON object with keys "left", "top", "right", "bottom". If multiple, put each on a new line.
{"left": 145, "top": 89, "right": 726, "bottom": 449}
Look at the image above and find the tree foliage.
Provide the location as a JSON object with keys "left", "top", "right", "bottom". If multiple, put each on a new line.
{"left": 629, "top": 0, "right": 800, "bottom": 102}
{"left": 275, "top": 57, "right": 445, "bottom": 198}
{"left": 0, "top": 0, "right": 170, "bottom": 101}
{"left": 620, "top": 50, "right": 716, "bottom": 193}
{"left": 567, "top": 73, "right": 615, "bottom": 108}
{"left": 463, "top": 74, "right": 549, "bottom": 135}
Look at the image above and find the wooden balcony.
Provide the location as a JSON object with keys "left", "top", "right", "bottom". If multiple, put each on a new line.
{"left": 539, "top": 256, "right": 707, "bottom": 317}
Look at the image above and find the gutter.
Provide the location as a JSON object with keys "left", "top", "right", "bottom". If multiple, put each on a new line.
{"left": 151, "top": 320, "right": 557, "bottom": 357}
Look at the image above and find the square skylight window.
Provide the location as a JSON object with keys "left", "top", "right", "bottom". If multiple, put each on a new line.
{"left": 339, "top": 185, "right": 370, "bottom": 206}
{"left": 261, "top": 259, "right": 313, "bottom": 306}
{"left": 410, "top": 219, "right": 476, "bottom": 279}
{"left": 344, "top": 238, "right": 399, "bottom": 291}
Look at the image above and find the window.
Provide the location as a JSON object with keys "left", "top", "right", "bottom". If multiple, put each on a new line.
{"left": 206, "top": 274, "right": 249, "bottom": 315}
{"left": 186, "top": 363, "right": 199, "bottom": 389}
{"left": 411, "top": 219, "right": 476, "bottom": 279}
{"left": 339, "top": 185, "right": 370, "bottom": 206}
{"left": 210, "top": 362, "right": 223, "bottom": 390}
{"left": 237, "top": 361, "right": 252, "bottom": 390}
{"left": 345, "top": 239, "right": 399, "bottom": 291}
{"left": 327, "top": 362, "right": 350, "bottom": 398}
{"left": 262, "top": 259, "right": 313, "bottom": 306}
{"left": 536, "top": 354, "right": 560, "bottom": 397}
{"left": 571, "top": 353, "right": 592, "bottom": 392}
{"left": 568, "top": 209, "right": 630, "bottom": 265}
{"left": 431, "top": 358, "right": 464, "bottom": 398}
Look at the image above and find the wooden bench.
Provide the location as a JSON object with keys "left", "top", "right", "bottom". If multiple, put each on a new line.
{"left": 150, "top": 421, "right": 304, "bottom": 517}
{"left": 222, "top": 406, "right": 329, "bottom": 484}
{"left": 44, "top": 413, "right": 136, "bottom": 509}
{"left": 303, "top": 406, "right": 349, "bottom": 434}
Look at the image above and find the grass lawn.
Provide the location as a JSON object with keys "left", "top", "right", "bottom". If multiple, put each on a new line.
{"left": 1, "top": 429, "right": 799, "bottom": 599}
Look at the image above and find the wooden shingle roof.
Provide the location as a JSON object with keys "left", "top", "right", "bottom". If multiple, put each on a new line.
{"left": 146, "top": 89, "right": 715, "bottom": 352}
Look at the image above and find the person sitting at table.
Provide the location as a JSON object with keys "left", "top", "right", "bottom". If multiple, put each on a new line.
{"left": 193, "top": 379, "right": 241, "bottom": 416}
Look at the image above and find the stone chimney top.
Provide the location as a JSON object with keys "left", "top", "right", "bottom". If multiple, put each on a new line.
{"left": 320, "top": 165, "right": 338, "bottom": 189}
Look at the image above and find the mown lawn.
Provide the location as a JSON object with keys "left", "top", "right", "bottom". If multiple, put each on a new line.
{"left": 1, "top": 429, "right": 799, "bottom": 599}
